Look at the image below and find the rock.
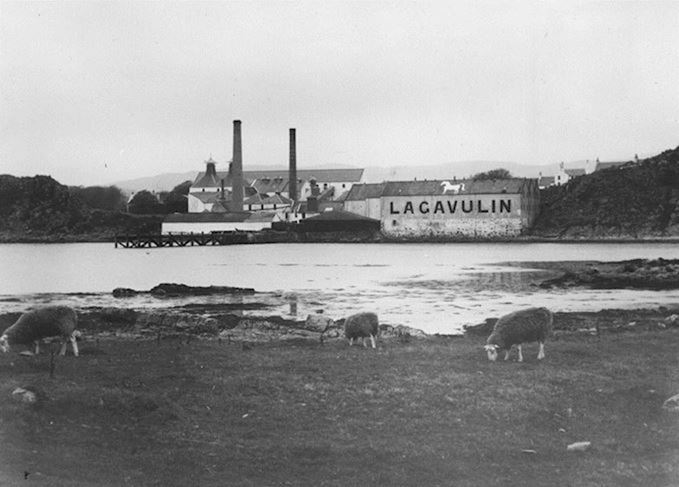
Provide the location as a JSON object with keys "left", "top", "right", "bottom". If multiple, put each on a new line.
{"left": 662, "top": 393, "right": 679, "bottom": 411}
{"left": 12, "top": 387, "right": 37, "bottom": 403}
{"left": 149, "top": 283, "right": 255, "bottom": 297}
{"left": 392, "top": 324, "right": 427, "bottom": 338}
{"left": 304, "top": 312, "right": 334, "bottom": 333}
{"left": 112, "top": 288, "right": 138, "bottom": 298}
{"left": 566, "top": 441, "right": 591, "bottom": 452}
{"left": 463, "top": 318, "right": 497, "bottom": 336}
{"left": 664, "top": 314, "right": 679, "bottom": 327}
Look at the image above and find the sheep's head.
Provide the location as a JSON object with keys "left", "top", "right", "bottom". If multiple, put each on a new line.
{"left": 0, "top": 335, "right": 9, "bottom": 353}
{"left": 484, "top": 344, "right": 499, "bottom": 361}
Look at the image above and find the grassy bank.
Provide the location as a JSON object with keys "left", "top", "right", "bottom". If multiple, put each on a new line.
{"left": 1, "top": 328, "right": 678, "bottom": 486}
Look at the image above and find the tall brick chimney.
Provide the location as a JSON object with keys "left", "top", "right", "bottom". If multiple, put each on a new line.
{"left": 230, "top": 120, "right": 244, "bottom": 212}
{"left": 289, "top": 128, "right": 297, "bottom": 203}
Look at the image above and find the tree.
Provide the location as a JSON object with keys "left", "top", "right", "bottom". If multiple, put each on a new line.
{"left": 70, "top": 185, "right": 126, "bottom": 211}
{"left": 472, "top": 168, "right": 512, "bottom": 181}
{"left": 128, "top": 190, "right": 162, "bottom": 214}
{"left": 160, "top": 180, "right": 192, "bottom": 213}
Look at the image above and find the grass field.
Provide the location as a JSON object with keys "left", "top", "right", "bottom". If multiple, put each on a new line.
{"left": 1, "top": 329, "right": 678, "bottom": 486}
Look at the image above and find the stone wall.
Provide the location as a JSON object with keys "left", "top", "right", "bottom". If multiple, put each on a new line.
{"left": 380, "top": 194, "right": 526, "bottom": 238}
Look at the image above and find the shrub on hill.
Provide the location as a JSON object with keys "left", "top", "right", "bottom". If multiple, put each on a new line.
{"left": 0, "top": 175, "right": 162, "bottom": 242}
{"left": 531, "top": 146, "right": 679, "bottom": 238}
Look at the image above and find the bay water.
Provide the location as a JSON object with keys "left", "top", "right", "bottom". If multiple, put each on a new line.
{"left": 1, "top": 242, "right": 678, "bottom": 334}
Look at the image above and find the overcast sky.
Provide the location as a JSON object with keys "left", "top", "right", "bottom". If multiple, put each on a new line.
{"left": 1, "top": 1, "right": 678, "bottom": 186}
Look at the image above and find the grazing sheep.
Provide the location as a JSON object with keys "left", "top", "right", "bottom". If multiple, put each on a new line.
{"left": 484, "top": 307, "right": 553, "bottom": 362}
{"left": 0, "top": 306, "right": 79, "bottom": 357}
{"left": 344, "top": 312, "right": 379, "bottom": 348}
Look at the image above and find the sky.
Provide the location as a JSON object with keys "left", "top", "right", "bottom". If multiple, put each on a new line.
{"left": 1, "top": 1, "right": 678, "bottom": 186}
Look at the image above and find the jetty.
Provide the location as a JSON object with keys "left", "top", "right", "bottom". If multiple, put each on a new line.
{"left": 114, "top": 232, "right": 259, "bottom": 248}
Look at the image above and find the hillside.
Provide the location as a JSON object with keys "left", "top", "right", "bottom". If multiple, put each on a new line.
{"left": 531, "top": 147, "right": 679, "bottom": 238}
{"left": 0, "top": 175, "right": 162, "bottom": 242}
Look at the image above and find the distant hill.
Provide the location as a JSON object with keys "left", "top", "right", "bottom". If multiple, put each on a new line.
{"left": 113, "top": 171, "right": 198, "bottom": 195}
{"left": 113, "top": 160, "right": 576, "bottom": 193}
{"left": 531, "top": 146, "right": 679, "bottom": 238}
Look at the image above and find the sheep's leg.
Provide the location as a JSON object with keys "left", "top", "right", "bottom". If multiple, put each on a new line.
{"left": 369, "top": 334, "right": 376, "bottom": 349}
{"left": 70, "top": 334, "right": 79, "bottom": 357}
{"left": 517, "top": 345, "right": 523, "bottom": 362}
{"left": 34, "top": 340, "right": 40, "bottom": 355}
{"left": 349, "top": 337, "right": 354, "bottom": 346}
{"left": 504, "top": 348, "right": 510, "bottom": 361}
{"left": 537, "top": 341, "right": 545, "bottom": 360}
{"left": 362, "top": 337, "right": 367, "bottom": 348}
{"left": 59, "top": 340, "right": 67, "bottom": 356}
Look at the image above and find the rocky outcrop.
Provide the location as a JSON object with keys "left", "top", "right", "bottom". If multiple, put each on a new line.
{"left": 112, "top": 283, "right": 255, "bottom": 298}
{"left": 538, "top": 259, "right": 679, "bottom": 290}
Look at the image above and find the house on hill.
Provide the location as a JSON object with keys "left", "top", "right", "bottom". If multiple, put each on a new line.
{"left": 555, "top": 162, "right": 586, "bottom": 186}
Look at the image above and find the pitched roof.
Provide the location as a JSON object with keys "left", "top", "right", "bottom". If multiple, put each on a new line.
{"left": 192, "top": 158, "right": 222, "bottom": 188}
{"left": 163, "top": 212, "right": 252, "bottom": 223}
{"left": 380, "top": 178, "right": 530, "bottom": 197}
{"left": 251, "top": 177, "right": 289, "bottom": 194}
{"left": 345, "top": 183, "right": 387, "bottom": 201}
{"left": 243, "top": 193, "right": 268, "bottom": 205}
{"left": 192, "top": 168, "right": 364, "bottom": 189}
{"left": 564, "top": 168, "right": 586, "bottom": 177}
{"left": 190, "top": 191, "right": 230, "bottom": 204}
{"left": 595, "top": 161, "right": 629, "bottom": 171}
{"left": 303, "top": 208, "right": 380, "bottom": 222}
{"left": 539, "top": 176, "right": 555, "bottom": 187}
{"left": 262, "top": 193, "right": 293, "bottom": 205}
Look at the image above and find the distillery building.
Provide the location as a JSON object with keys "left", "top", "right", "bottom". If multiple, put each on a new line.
{"left": 345, "top": 178, "right": 540, "bottom": 239}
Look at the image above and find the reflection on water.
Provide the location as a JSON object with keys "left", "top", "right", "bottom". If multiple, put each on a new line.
{"left": 1, "top": 242, "right": 678, "bottom": 334}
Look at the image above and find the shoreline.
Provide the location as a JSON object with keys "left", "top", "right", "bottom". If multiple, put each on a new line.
{"left": 2, "top": 232, "right": 679, "bottom": 245}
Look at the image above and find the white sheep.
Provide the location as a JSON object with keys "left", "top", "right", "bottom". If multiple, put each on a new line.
{"left": 344, "top": 312, "right": 379, "bottom": 348}
{"left": 0, "top": 306, "right": 80, "bottom": 357}
{"left": 483, "top": 307, "right": 553, "bottom": 362}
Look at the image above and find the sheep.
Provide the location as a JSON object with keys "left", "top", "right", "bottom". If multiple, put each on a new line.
{"left": 344, "top": 312, "right": 379, "bottom": 348}
{"left": 483, "top": 307, "right": 553, "bottom": 362}
{"left": 0, "top": 306, "right": 80, "bottom": 357}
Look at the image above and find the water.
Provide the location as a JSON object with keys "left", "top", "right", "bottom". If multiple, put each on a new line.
{"left": 1, "top": 242, "right": 678, "bottom": 334}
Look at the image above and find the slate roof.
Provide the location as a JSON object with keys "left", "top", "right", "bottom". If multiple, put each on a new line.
{"left": 263, "top": 193, "right": 293, "bottom": 205}
{"left": 164, "top": 212, "right": 252, "bottom": 223}
{"left": 192, "top": 168, "right": 364, "bottom": 189}
{"left": 595, "top": 161, "right": 629, "bottom": 171}
{"left": 302, "top": 208, "right": 380, "bottom": 222}
{"left": 564, "top": 168, "right": 586, "bottom": 177}
{"left": 345, "top": 183, "right": 387, "bottom": 201}
{"left": 192, "top": 157, "right": 222, "bottom": 188}
{"left": 191, "top": 191, "right": 229, "bottom": 204}
{"left": 251, "top": 177, "right": 289, "bottom": 194}
{"left": 164, "top": 211, "right": 279, "bottom": 223}
{"left": 380, "top": 178, "right": 531, "bottom": 197}
{"left": 539, "top": 176, "right": 555, "bottom": 187}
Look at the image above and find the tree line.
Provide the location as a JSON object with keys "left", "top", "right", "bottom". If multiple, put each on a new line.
{"left": 69, "top": 180, "right": 192, "bottom": 214}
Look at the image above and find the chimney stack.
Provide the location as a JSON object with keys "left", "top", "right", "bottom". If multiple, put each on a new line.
{"left": 289, "top": 128, "right": 297, "bottom": 202}
{"left": 230, "top": 120, "right": 244, "bottom": 212}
